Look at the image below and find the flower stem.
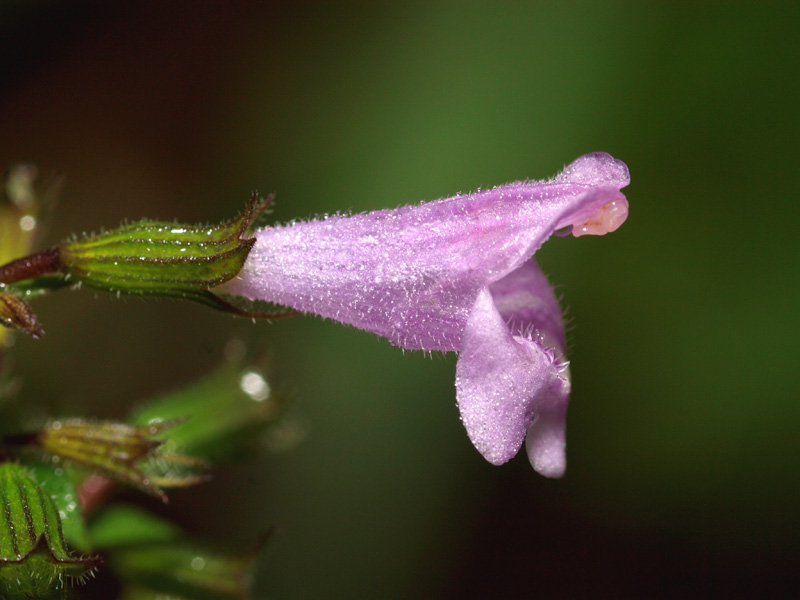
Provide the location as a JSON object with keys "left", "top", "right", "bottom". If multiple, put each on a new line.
{"left": 0, "top": 246, "right": 61, "bottom": 284}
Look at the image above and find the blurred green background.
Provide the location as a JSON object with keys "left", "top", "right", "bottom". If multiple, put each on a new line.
{"left": 2, "top": 1, "right": 799, "bottom": 598}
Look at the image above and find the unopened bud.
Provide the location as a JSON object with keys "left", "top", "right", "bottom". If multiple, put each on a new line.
{"left": 35, "top": 418, "right": 208, "bottom": 502}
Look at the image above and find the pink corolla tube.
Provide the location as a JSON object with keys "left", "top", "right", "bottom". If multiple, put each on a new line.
{"left": 219, "top": 152, "right": 629, "bottom": 476}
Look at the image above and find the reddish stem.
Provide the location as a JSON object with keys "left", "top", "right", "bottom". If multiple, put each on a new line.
{"left": 0, "top": 246, "right": 62, "bottom": 284}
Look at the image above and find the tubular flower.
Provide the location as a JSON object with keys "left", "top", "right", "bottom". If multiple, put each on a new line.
{"left": 219, "top": 152, "right": 629, "bottom": 476}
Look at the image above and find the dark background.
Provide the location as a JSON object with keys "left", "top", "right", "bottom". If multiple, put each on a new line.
{"left": 2, "top": 2, "right": 799, "bottom": 598}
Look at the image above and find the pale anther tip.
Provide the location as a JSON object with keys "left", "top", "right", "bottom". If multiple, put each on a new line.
{"left": 571, "top": 198, "right": 629, "bottom": 237}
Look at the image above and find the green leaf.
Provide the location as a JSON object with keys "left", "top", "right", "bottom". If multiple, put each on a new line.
{"left": 116, "top": 585, "right": 194, "bottom": 600}
{"left": 0, "top": 463, "right": 99, "bottom": 599}
{"left": 89, "top": 504, "right": 181, "bottom": 549}
{"left": 26, "top": 463, "right": 91, "bottom": 553}
{"left": 131, "top": 359, "right": 284, "bottom": 462}
{"left": 109, "top": 541, "right": 257, "bottom": 600}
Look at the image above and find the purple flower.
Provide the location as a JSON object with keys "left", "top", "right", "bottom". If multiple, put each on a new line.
{"left": 220, "top": 152, "right": 629, "bottom": 476}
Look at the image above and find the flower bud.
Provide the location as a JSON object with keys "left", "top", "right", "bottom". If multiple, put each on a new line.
{"left": 35, "top": 418, "right": 208, "bottom": 502}
{"left": 0, "top": 289, "right": 43, "bottom": 338}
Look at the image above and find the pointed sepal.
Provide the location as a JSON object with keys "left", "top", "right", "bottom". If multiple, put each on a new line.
{"left": 60, "top": 195, "right": 262, "bottom": 301}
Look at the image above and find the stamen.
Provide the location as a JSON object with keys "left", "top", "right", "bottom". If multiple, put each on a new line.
{"left": 571, "top": 198, "right": 629, "bottom": 237}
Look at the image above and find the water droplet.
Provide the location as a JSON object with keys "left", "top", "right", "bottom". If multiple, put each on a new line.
{"left": 240, "top": 370, "right": 270, "bottom": 401}
{"left": 19, "top": 215, "right": 36, "bottom": 231}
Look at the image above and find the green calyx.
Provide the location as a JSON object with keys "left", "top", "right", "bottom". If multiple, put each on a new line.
{"left": 59, "top": 194, "right": 264, "bottom": 313}
{"left": 34, "top": 418, "right": 208, "bottom": 502}
{"left": 0, "top": 194, "right": 296, "bottom": 335}
{"left": 0, "top": 463, "right": 99, "bottom": 599}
